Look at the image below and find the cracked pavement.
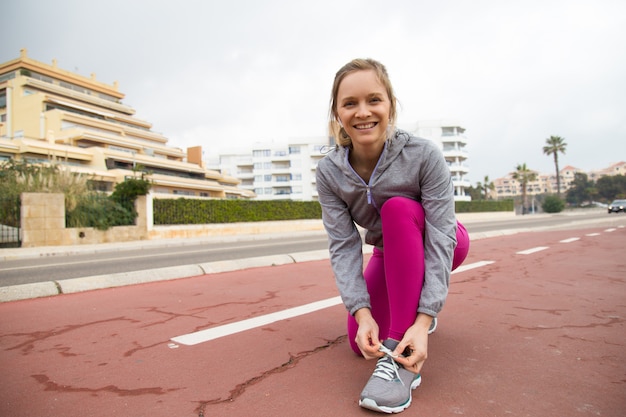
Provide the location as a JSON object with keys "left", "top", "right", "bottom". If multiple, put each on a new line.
{"left": 1, "top": 224, "right": 625, "bottom": 416}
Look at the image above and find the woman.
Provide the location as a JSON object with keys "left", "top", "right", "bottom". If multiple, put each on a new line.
{"left": 316, "top": 58, "right": 470, "bottom": 413}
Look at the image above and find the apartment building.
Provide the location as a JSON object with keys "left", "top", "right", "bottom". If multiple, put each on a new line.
{"left": 491, "top": 162, "right": 625, "bottom": 199}
{"left": 589, "top": 161, "right": 626, "bottom": 180}
{"left": 401, "top": 120, "right": 471, "bottom": 201}
{"left": 215, "top": 121, "right": 472, "bottom": 202}
{"left": 0, "top": 50, "right": 254, "bottom": 199}
{"left": 216, "top": 138, "right": 332, "bottom": 201}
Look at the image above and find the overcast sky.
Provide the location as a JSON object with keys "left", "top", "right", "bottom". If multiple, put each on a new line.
{"left": 3, "top": 0, "right": 625, "bottom": 183}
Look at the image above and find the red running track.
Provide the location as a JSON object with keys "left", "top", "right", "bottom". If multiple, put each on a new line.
{"left": 0, "top": 225, "right": 624, "bottom": 416}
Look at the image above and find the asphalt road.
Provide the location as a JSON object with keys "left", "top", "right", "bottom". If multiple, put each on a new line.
{"left": 0, "top": 209, "right": 622, "bottom": 287}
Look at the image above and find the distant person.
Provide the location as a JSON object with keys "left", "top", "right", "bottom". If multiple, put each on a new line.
{"left": 316, "top": 58, "right": 470, "bottom": 413}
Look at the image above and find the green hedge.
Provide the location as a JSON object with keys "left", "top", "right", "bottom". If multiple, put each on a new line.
{"left": 455, "top": 199, "right": 514, "bottom": 213}
{"left": 154, "top": 199, "right": 323, "bottom": 225}
{"left": 154, "top": 198, "right": 513, "bottom": 225}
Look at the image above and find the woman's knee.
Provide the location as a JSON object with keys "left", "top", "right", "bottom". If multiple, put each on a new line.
{"left": 381, "top": 197, "right": 424, "bottom": 220}
{"left": 452, "top": 222, "right": 470, "bottom": 270}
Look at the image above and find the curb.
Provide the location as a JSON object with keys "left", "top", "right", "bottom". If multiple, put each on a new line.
{"left": 0, "top": 249, "right": 349, "bottom": 303}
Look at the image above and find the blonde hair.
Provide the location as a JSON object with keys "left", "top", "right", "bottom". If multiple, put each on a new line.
{"left": 328, "top": 58, "right": 397, "bottom": 147}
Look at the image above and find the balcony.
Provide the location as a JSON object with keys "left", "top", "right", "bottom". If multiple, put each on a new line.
{"left": 448, "top": 163, "right": 469, "bottom": 174}
{"left": 441, "top": 134, "right": 468, "bottom": 145}
{"left": 452, "top": 178, "right": 472, "bottom": 188}
{"left": 442, "top": 149, "right": 469, "bottom": 160}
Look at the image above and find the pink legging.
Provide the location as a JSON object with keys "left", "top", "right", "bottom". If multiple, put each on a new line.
{"left": 348, "top": 197, "right": 470, "bottom": 354}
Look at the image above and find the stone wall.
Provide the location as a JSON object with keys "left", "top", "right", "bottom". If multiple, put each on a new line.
{"left": 20, "top": 193, "right": 149, "bottom": 247}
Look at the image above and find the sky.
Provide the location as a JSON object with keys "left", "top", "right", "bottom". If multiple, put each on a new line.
{"left": 3, "top": 0, "right": 626, "bottom": 183}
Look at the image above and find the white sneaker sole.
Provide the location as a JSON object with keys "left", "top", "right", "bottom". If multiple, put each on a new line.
{"left": 358, "top": 375, "right": 422, "bottom": 413}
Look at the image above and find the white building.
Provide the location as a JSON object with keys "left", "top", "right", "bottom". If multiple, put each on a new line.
{"left": 401, "top": 120, "right": 471, "bottom": 201}
{"left": 216, "top": 137, "right": 332, "bottom": 201}
{"left": 215, "top": 120, "right": 471, "bottom": 202}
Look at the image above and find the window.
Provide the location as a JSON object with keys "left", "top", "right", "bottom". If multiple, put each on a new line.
{"left": 29, "top": 72, "right": 53, "bottom": 83}
{"left": 0, "top": 72, "right": 16, "bottom": 83}
{"left": 253, "top": 149, "right": 271, "bottom": 157}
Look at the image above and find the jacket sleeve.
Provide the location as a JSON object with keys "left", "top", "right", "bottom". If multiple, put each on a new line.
{"left": 418, "top": 143, "right": 458, "bottom": 317}
{"left": 316, "top": 162, "right": 371, "bottom": 315}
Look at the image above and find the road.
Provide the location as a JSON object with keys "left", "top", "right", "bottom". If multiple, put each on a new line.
{"left": 0, "top": 209, "right": 622, "bottom": 287}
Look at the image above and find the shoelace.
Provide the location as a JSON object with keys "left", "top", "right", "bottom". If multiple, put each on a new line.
{"left": 373, "top": 344, "right": 404, "bottom": 386}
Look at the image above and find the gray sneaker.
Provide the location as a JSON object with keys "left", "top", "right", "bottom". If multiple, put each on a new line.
{"left": 428, "top": 317, "right": 437, "bottom": 335}
{"left": 359, "top": 340, "right": 422, "bottom": 413}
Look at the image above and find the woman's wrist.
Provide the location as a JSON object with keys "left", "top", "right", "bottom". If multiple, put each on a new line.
{"left": 414, "top": 313, "right": 434, "bottom": 331}
{"left": 354, "top": 307, "right": 373, "bottom": 324}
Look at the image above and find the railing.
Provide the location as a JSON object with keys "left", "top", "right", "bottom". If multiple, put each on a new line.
{"left": 0, "top": 195, "right": 21, "bottom": 248}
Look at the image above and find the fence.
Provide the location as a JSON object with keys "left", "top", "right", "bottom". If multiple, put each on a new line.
{"left": 0, "top": 195, "right": 21, "bottom": 248}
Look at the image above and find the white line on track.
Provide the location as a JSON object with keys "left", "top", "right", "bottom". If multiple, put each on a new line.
{"left": 585, "top": 233, "right": 601, "bottom": 237}
{"left": 452, "top": 260, "right": 495, "bottom": 274}
{"left": 605, "top": 228, "right": 617, "bottom": 232}
{"left": 516, "top": 246, "right": 549, "bottom": 255}
{"left": 170, "top": 260, "right": 495, "bottom": 347}
{"left": 559, "top": 237, "right": 580, "bottom": 243}
{"left": 171, "top": 296, "right": 343, "bottom": 346}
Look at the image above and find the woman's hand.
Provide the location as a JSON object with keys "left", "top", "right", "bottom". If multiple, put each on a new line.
{"left": 393, "top": 314, "right": 432, "bottom": 374}
{"left": 354, "top": 308, "right": 383, "bottom": 360}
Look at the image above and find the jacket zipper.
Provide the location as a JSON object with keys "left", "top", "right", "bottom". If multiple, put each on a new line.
{"left": 345, "top": 144, "right": 386, "bottom": 208}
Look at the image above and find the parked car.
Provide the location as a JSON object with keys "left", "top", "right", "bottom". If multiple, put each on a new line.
{"left": 607, "top": 199, "right": 626, "bottom": 213}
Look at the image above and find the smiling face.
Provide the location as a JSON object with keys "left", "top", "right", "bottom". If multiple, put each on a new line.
{"left": 335, "top": 69, "right": 391, "bottom": 151}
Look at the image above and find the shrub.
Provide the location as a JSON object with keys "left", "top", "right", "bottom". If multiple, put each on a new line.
{"left": 153, "top": 198, "right": 322, "bottom": 225}
{"left": 542, "top": 195, "right": 565, "bottom": 213}
{"left": 66, "top": 194, "right": 135, "bottom": 230}
{"left": 455, "top": 199, "right": 514, "bottom": 213}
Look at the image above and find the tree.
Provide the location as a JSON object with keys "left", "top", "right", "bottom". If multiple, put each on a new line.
{"left": 482, "top": 175, "right": 495, "bottom": 200}
{"left": 566, "top": 172, "right": 596, "bottom": 206}
{"left": 512, "top": 163, "right": 537, "bottom": 214}
{"left": 596, "top": 174, "right": 626, "bottom": 200}
{"left": 542, "top": 135, "right": 567, "bottom": 196}
{"left": 466, "top": 184, "right": 483, "bottom": 201}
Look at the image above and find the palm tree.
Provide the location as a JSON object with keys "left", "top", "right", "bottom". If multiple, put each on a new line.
{"left": 542, "top": 135, "right": 567, "bottom": 196}
{"left": 512, "top": 163, "right": 538, "bottom": 214}
{"left": 482, "top": 175, "right": 495, "bottom": 200}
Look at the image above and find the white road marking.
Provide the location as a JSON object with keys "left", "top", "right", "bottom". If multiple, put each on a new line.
{"left": 516, "top": 246, "right": 549, "bottom": 255}
{"left": 452, "top": 260, "right": 495, "bottom": 274}
{"left": 560, "top": 237, "right": 580, "bottom": 243}
{"left": 170, "top": 260, "right": 496, "bottom": 346}
{"left": 605, "top": 228, "right": 617, "bottom": 232}
{"left": 171, "top": 296, "right": 343, "bottom": 346}
{"left": 585, "top": 233, "right": 601, "bottom": 237}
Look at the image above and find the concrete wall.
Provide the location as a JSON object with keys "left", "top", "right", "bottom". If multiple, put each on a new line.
{"left": 19, "top": 193, "right": 325, "bottom": 247}
{"left": 20, "top": 193, "right": 149, "bottom": 247}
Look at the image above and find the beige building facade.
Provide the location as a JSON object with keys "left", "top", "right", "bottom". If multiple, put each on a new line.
{"left": 0, "top": 49, "right": 254, "bottom": 199}
{"left": 491, "top": 162, "right": 625, "bottom": 199}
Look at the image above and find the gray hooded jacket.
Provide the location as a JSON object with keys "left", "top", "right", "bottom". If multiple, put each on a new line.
{"left": 316, "top": 129, "right": 457, "bottom": 317}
